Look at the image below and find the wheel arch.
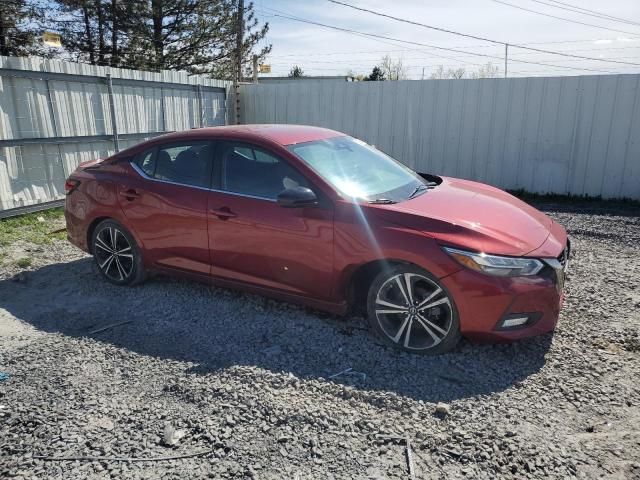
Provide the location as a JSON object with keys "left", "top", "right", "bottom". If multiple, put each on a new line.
{"left": 86, "top": 216, "right": 112, "bottom": 254}
{"left": 86, "top": 214, "right": 145, "bottom": 256}
{"left": 346, "top": 258, "right": 414, "bottom": 315}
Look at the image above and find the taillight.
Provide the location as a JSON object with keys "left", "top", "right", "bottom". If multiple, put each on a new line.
{"left": 65, "top": 179, "right": 80, "bottom": 195}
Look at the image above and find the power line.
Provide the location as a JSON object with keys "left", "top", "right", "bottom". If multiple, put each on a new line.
{"left": 263, "top": 64, "right": 635, "bottom": 77}
{"left": 265, "top": 10, "right": 620, "bottom": 74}
{"left": 326, "top": 0, "right": 640, "bottom": 66}
{"left": 261, "top": 9, "right": 490, "bottom": 67}
{"left": 510, "top": 66, "right": 636, "bottom": 75}
{"left": 263, "top": 6, "right": 639, "bottom": 60}
{"left": 268, "top": 57, "right": 639, "bottom": 71}
{"left": 271, "top": 55, "right": 640, "bottom": 67}
{"left": 268, "top": 45, "right": 640, "bottom": 61}
{"left": 325, "top": 0, "right": 505, "bottom": 46}
{"left": 489, "top": 0, "right": 640, "bottom": 36}
{"left": 491, "top": 37, "right": 640, "bottom": 46}
{"left": 530, "top": 0, "right": 640, "bottom": 28}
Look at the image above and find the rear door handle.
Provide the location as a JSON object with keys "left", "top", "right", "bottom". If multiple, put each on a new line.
{"left": 210, "top": 207, "right": 237, "bottom": 220}
{"left": 119, "top": 189, "right": 140, "bottom": 200}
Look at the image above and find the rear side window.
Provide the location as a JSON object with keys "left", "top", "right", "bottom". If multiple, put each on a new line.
{"left": 132, "top": 142, "right": 213, "bottom": 189}
{"left": 133, "top": 149, "right": 155, "bottom": 177}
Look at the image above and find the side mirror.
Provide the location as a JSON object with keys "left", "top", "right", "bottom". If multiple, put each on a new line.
{"left": 276, "top": 186, "right": 318, "bottom": 208}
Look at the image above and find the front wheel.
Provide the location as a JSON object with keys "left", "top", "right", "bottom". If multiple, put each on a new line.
{"left": 91, "top": 220, "right": 145, "bottom": 286}
{"left": 366, "top": 264, "right": 460, "bottom": 355}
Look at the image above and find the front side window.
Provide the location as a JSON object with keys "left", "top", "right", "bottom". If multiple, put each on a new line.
{"left": 220, "top": 143, "right": 308, "bottom": 199}
{"left": 288, "top": 136, "right": 424, "bottom": 202}
{"left": 133, "top": 142, "right": 212, "bottom": 189}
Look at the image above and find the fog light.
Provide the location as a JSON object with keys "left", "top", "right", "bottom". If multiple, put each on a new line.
{"left": 501, "top": 316, "right": 529, "bottom": 328}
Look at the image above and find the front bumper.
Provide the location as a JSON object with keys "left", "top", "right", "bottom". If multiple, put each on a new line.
{"left": 440, "top": 238, "right": 569, "bottom": 343}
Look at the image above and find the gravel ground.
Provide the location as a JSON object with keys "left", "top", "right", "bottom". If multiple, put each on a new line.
{"left": 0, "top": 202, "right": 639, "bottom": 479}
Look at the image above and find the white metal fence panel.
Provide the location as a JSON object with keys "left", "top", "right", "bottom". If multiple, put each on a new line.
{"left": 0, "top": 56, "right": 231, "bottom": 213}
{"left": 240, "top": 75, "right": 640, "bottom": 200}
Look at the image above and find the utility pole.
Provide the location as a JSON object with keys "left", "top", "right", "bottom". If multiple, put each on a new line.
{"left": 234, "top": 0, "right": 244, "bottom": 124}
{"left": 421, "top": 67, "right": 425, "bottom": 80}
{"left": 252, "top": 54, "right": 258, "bottom": 84}
{"left": 504, "top": 43, "right": 508, "bottom": 78}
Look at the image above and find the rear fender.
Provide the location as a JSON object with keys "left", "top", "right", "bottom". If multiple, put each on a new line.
{"left": 66, "top": 175, "right": 145, "bottom": 252}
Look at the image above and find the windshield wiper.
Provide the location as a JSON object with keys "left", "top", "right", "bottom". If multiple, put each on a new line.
{"left": 408, "top": 184, "right": 429, "bottom": 199}
{"left": 408, "top": 181, "right": 438, "bottom": 199}
{"left": 368, "top": 198, "right": 397, "bottom": 204}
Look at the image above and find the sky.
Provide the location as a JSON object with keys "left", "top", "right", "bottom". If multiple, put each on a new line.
{"left": 252, "top": 0, "right": 640, "bottom": 78}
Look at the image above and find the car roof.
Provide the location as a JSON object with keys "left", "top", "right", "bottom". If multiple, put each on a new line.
{"left": 152, "top": 124, "right": 346, "bottom": 147}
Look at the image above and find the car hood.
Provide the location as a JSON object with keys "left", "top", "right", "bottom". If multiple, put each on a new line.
{"left": 371, "top": 177, "right": 555, "bottom": 256}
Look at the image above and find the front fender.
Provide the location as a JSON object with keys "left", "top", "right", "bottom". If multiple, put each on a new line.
{"left": 332, "top": 203, "right": 462, "bottom": 301}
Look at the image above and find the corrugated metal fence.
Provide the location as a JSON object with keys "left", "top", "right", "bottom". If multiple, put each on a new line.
{"left": 240, "top": 75, "right": 640, "bottom": 200}
{"left": 0, "top": 56, "right": 230, "bottom": 213}
{"left": 2, "top": 63, "right": 638, "bottom": 212}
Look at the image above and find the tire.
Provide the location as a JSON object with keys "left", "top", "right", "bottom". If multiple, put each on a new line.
{"left": 366, "top": 264, "right": 461, "bottom": 355}
{"left": 91, "top": 219, "right": 146, "bottom": 286}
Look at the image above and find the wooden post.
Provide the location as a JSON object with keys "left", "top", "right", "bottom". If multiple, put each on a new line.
{"left": 234, "top": 0, "right": 244, "bottom": 124}
{"left": 504, "top": 43, "right": 508, "bottom": 78}
{"left": 252, "top": 54, "right": 258, "bottom": 84}
{"left": 105, "top": 73, "right": 120, "bottom": 152}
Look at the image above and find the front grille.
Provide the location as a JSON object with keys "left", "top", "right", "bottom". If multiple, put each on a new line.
{"left": 557, "top": 238, "right": 570, "bottom": 269}
{"left": 558, "top": 248, "right": 567, "bottom": 268}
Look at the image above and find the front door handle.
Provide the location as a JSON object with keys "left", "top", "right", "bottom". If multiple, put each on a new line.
{"left": 120, "top": 189, "right": 140, "bottom": 200}
{"left": 210, "top": 207, "right": 237, "bottom": 220}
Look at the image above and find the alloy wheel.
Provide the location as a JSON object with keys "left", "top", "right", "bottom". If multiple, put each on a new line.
{"left": 94, "top": 226, "right": 135, "bottom": 282}
{"left": 374, "top": 273, "right": 453, "bottom": 351}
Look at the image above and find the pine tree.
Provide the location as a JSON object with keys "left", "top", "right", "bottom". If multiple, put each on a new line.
{"left": 46, "top": 0, "right": 270, "bottom": 78}
{"left": 47, "top": 0, "right": 143, "bottom": 66}
{"left": 365, "top": 66, "right": 385, "bottom": 81}
{"left": 0, "top": 0, "right": 45, "bottom": 57}
{"left": 288, "top": 65, "right": 303, "bottom": 78}
{"left": 142, "top": 0, "right": 270, "bottom": 78}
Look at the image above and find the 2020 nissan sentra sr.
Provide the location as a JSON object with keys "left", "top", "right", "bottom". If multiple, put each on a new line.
{"left": 65, "top": 124, "right": 569, "bottom": 354}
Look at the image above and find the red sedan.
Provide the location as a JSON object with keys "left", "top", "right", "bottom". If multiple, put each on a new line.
{"left": 65, "top": 125, "right": 569, "bottom": 354}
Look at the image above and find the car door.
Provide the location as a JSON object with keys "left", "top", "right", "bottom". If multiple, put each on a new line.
{"left": 118, "top": 140, "right": 214, "bottom": 275}
{"left": 207, "top": 141, "right": 334, "bottom": 300}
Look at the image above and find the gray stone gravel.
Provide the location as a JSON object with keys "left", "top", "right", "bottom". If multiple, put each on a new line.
{"left": 1, "top": 202, "right": 639, "bottom": 479}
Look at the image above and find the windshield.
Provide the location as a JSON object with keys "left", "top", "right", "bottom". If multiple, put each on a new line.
{"left": 288, "top": 136, "right": 425, "bottom": 202}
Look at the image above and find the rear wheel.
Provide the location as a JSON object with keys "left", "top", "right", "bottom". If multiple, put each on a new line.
{"left": 91, "top": 220, "right": 145, "bottom": 286}
{"left": 366, "top": 264, "right": 460, "bottom": 355}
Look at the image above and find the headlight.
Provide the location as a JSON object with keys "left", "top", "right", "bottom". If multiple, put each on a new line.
{"left": 443, "top": 247, "right": 544, "bottom": 277}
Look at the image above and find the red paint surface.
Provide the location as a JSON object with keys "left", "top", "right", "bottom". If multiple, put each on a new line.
{"left": 65, "top": 125, "right": 568, "bottom": 342}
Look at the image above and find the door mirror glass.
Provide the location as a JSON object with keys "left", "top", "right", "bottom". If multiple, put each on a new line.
{"left": 277, "top": 186, "right": 318, "bottom": 208}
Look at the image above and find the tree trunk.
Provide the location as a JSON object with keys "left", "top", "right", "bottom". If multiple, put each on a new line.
{"left": 0, "top": 11, "right": 7, "bottom": 57}
{"left": 110, "top": 0, "right": 118, "bottom": 67}
{"left": 81, "top": 0, "right": 96, "bottom": 64}
{"left": 95, "top": 0, "right": 105, "bottom": 65}
{"left": 151, "top": 0, "right": 163, "bottom": 70}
